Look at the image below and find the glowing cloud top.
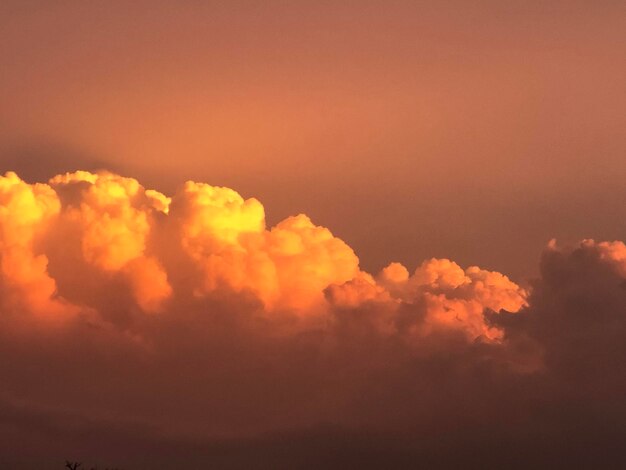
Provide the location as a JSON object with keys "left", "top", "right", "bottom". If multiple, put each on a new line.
{"left": 0, "top": 170, "right": 526, "bottom": 342}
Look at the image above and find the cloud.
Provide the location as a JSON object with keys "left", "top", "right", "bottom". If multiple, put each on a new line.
{"left": 0, "top": 170, "right": 625, "bottom": 468}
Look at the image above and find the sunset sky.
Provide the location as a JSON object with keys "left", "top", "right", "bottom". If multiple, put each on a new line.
{"left": 1, "top": 1, "right": 625, "bottom": 469}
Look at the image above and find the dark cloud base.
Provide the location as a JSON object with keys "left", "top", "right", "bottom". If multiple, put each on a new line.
{"left": 2, "top": 409, "right": 625, "bottom": 469}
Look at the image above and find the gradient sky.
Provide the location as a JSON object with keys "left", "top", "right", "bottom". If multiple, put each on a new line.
{"left": 1, "top": 0, "right": 624, "bottom": 281}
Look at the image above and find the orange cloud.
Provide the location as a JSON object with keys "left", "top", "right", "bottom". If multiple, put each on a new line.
{"left": 49, "top": 171, "right": 172, "bottom": 312}
{"left": 0, "top": 170, "right": 526, "bottom": 339}
{"left": 1, "top": 171, "right": 626, "bottom": 468}
{"left": 329, "top": 258, "right": 526, "bottom": 341}
{"left": 0, "top": 172, "right": 68, "bottom": 316}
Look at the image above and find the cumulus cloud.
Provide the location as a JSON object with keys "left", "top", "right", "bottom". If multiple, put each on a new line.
{"left": 0, "top": 170, "right": 525, "bottom": 329}
{"left": 0, "top": 171, "right": 625, "bottom": 468}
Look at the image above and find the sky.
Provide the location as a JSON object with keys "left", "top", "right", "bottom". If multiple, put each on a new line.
{"left": 0, "top": 1, "right": 625, "bottom": 468}
{"left": 1, "top": 0, "right": 624, "bottom": 279}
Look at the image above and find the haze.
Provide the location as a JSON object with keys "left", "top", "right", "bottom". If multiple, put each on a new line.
{"left": 2, "top": 0, "right": 624, "bottom": 279}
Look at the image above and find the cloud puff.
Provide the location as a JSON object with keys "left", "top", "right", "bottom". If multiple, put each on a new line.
{"left": 1, "top": 170, "right": 525, "bottom": 330}
{"left": 0, "top": 172, "right": 67, "bottom": 316}
{"left": 1, "top": 171, "right": 625, "bottom": 468}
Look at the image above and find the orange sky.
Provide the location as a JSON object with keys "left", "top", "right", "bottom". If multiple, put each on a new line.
{"left": 1, "top": 1, "right": 625, "bottom": 280}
